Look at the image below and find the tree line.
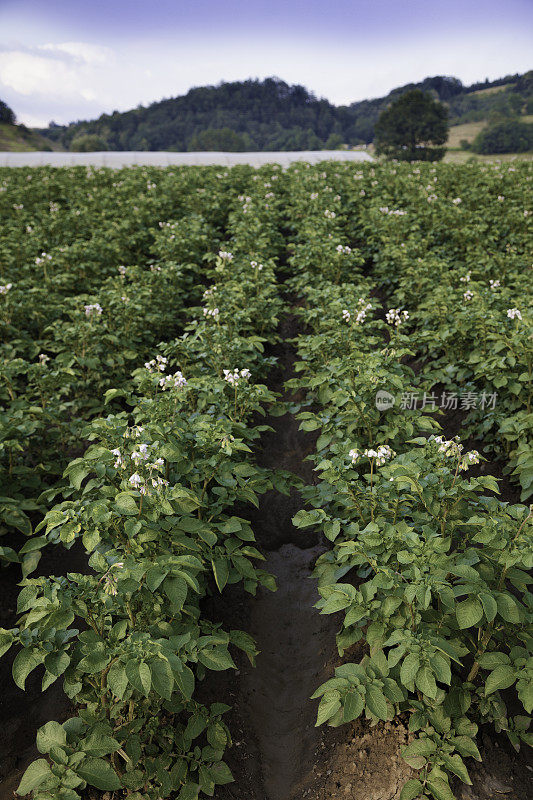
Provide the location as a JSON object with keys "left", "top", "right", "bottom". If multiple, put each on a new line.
{"left": 2, "top": 71, "right": 532, "bottom": 155}
{"left": 30, "top": 73, "right": 531, "bottom": 153}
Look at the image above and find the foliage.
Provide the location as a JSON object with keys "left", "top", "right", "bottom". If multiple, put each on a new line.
{"left": 188, "top": 127, "right": 248, "bottom": 152}
{"left": 0, "top": 99, "right": 16, "bottom": 125}
{"left": 374, "top": 90, "right": 448, "bottom": 161}
{"left": 471, "top": 120, "right": 533, "bottom": 154}
{"left": 35, "top": 71, "right": 533, "bottom": 152}
{"left": 0, "top": 163, "right": 295, "bottom": 798}
{"left": 283, "top": 158, "right": 532, "bottom": 800}
{"left": 69, "top": 134, "right": 108, "bottom": 152}
{"left": 0, "top": 159, "right": 531, "bottom": 800}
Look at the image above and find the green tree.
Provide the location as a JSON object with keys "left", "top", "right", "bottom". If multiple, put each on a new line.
{"left": 374, "top": 89, "right": 448, "bottom": 161}
{"left": 0, "top": 99, "right": 16, "bottom": 125}
{"left": 69, "top": 134, "right": 108, "bottom": 152}
{"left": 471, "top": 120, "right": 533, "bottom": 154}
{"left": 188, "top": 127, "right": 247, "bottom": 151}
{"left": 325, "top": 132, "right": 344, "bottom": 150}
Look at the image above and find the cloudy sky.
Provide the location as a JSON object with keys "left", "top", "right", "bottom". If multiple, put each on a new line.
{"left": 1, "top": 0, "right": 532, "bottom": 128}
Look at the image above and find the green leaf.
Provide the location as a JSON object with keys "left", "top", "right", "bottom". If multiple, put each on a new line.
{"left": 207, "top": 721, "right": 227, "bottom": 749}
{"left": 400, "top": 653, "right": 420, "bottom": 686}
{"left": 145, "top": 566, "right": 167, "bottom": 592}
{"left": 18, "top": 536, "right": 48, "bottom": 554}
{"left": 212, "top": 557, "right": 229, "bottom": 592}
{"left": 365, "top": 684, "right": 389, "bottom": 721}
{"left": 479, "top": 592, "right": 497, "bottom": 623}
{"left": 496, "top": 594, "right": 521, "bottom": 623}
{"left": 113, "top": 492, "right": 139, "bottom": 515}
{"left": 12, "top": 648, "right": 42, "bottom": 689}
{"left": 416, "top": 666, "right": 437, "bottom": 699}
{"left": 107, "top": 661, "right": 128, "bottom": 700}
{"left": 77, "top": 649, "right": 110, "bottom": 673}
{"left": 185, "top": 713, "right": 207, "bottom": 742}
{"left": 77, "top": 757, "right": 122, "bottom": 791}
{"left": 43, "top": 651, "right": 70, "bottom": 680}
{"left": 209, "top": 761, "right": 233, "bottom": 785}
{"left": 174, "top": 665, "right": 195, "bottom": 700}
{"left": 402, "top": 738, "right": 436, "bottom": 768}
{"left": 151, "top": 658, "right": 174, "bottom": 700}
{"left": 164, "top": 576, "right": 188, "bottom": 611}
{"left": 316, "top": 691, "right": 341, "bottom": 726}
{"left": 68, "top": 464, "right": 90, "bottom": 491}
{"left": 478, "top": 652, "right": 510, "bottom": 670}
{"left": 456, "top": 598, "right": 483, "bottom": 629}
{"left": 22, "top": 550, "right": 42, "bottom": 578}
{"left": 400, "top": 779, "right": 424, "bottom": 800}
{"left": 17, "top": 759, "right": 52, "bottom": 795}
{"left": 178, "top": 783, "right": 200, "bottom": 800}
{"left": 125, "top": 659, "right": 151, "bottom": 696}
{"left": 426, "top": 776, "right": 455, "bottom": 800}
{"left": 450, "top": 735, "right": 481, "bottom": 761}
{"left": 382, "top": 677, "right": 404, "bottom": 703}
{"left": 442, "top": 753, "right": 472, "bottom": 784}
{"left": 0, "top": 629, "right": 14, "bottom": 658}
{"left": 83, "top": 732, "right": 121, "bottom": 757}
{"left": 429, "top": 654, "right": 451, "bottom": 686}
{"left": 485, "top": 665, "right": 516, "bottom": 696}
{"left": 198, "top": 647, "right": 236, "bottom": 672}
{"left": 518, "top": 680, "right": 533, "bottom": 713}
{"left": 342, "top": 690, "right": 364, "bottom": 722}
{"left": 36, "top": 721, "right": 67, "bottom": 754}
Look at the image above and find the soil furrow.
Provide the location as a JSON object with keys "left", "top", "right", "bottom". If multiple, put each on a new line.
{"left": 242, "top": 314, "right": 338, "bottom": 799}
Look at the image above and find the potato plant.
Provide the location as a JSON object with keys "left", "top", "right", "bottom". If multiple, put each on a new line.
{"left": 0, "top": 167, "right": 293, "bottom": 798}
{"left": 286, "top": 162, "right": 532, "bottom": 800}
{"left": 0, "top": 159, "right": 531, "bottom": 800}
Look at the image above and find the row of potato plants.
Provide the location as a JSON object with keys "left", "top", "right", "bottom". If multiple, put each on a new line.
{"left": 283, "top": 162, "right": 532, "bottom": 800}
{"left": 0, "top": 166, "right": 256, "bottom": 572}
{"left": 354, "top": 161, "right": 532, "bottom": 501}
{"left": 0, "top": 166, "right": 290, "bottom": 798}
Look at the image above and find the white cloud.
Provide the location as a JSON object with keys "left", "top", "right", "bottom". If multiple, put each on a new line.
{"left": 18, "top": 112, "right": 52, "bottom": 128}
{"left": 1, "top": 29, "right": 531, "bottom": 129}
{"left": 0, "top": 51, "right": 65, "bottom": 96}
{"left": 0, "top": 42, "right": 113, "bottom": 103}
{"left": 39, "top": 42, "right": 112, "bottom": 65}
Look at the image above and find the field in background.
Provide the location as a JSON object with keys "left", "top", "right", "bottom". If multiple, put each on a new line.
{"left": 468, "top": 83, "right": 512, "bottom": 97}
{"left": 446, "top": 121, "right": 486, "bottom": 148}
{"left": 444, "top": 114, "right": 533, "bottom": 161}
{"left": 444, "top": 149, "right": 533, "bottom": 163}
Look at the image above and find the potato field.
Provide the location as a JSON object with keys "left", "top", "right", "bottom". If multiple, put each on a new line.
{"left": 0, "top": 161, "right": 531, "bottom": 800}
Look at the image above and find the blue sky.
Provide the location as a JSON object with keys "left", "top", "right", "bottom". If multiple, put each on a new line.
{"left": 1, "top": 0, "right": 532, "bottom": 127}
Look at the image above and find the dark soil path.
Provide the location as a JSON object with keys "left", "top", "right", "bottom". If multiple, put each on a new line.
{"left": 242, "top": 315, "right": 335, "bottom": 799}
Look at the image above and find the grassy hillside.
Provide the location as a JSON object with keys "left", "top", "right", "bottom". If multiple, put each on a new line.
{"left": 0, "top": 123, "right": 55, "bottom": 152}
{"left": 446, "top": 112, "right": 533, "bottom": 160}
{"left": 443, "top": 149, "right": 533, "bottom": 163}
{"left": 469, "top": 83, "right": 512, "bottom": 97}
{"left": 447, "top": 120, "right": 486, "bottom": 148}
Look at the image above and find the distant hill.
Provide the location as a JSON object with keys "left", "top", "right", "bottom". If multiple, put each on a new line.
{"left": 6, "top": 70, "right": 533, "bottom": 153}
{"left": 349, "top": 72, "right": 532, "bottom": 143}
{"left": 38, "top": 78, "right": 349, "bottom": 152}
{"left": 0, "top": 98, "right": 54, "bottom": 152}
{"left": 0, "top": 122, "right": 54, "bottom": 152}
